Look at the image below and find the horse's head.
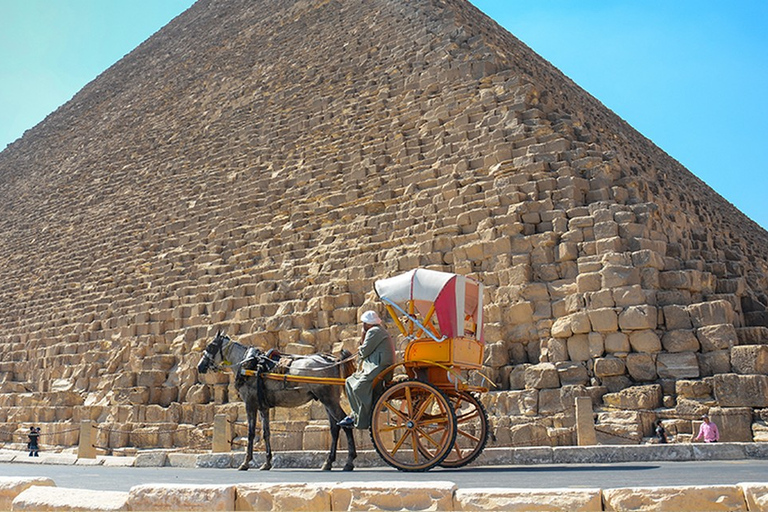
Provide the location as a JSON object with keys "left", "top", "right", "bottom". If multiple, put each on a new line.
{"left": 197, "top": 330, "right": 229, "bottom": 374}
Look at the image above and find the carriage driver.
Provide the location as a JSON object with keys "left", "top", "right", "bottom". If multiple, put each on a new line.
{"left": 338, "top": 310, "right": 396, "bottom": 429}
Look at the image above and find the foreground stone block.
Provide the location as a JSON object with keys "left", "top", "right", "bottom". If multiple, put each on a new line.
{"left": 455, "top": 487, "right": 602, "bottom": 511}
{"left": 13, "top": 486, "right": 127, "bottom": 511}
{"left": 331, "top": 481, "right": 455, "bottom": 511}
{"left": 127, "top": 484, "right": 235, "bottom": 511}
{"left": 602, "top": 384, "right": 661, "bottom": 410}
{"left": 236, "top": 483, "right": 331, "bottom": 511}
{"left": 0, "top": 478, "right": 55, "bottom": 510}
{"left": 740, "top": 482, "right": 768, "bottom": 512}
{"left": 602, "top": 485, "right": 746, "bottom": 511}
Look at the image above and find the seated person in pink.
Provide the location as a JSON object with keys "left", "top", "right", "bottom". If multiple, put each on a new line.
{"left": 695, "top": 414, "right": 720, "bottom": 443}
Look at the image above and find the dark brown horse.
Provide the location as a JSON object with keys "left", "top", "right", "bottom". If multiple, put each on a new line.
{"left": 197, "top": 331, "right": 357, "bottom": 471}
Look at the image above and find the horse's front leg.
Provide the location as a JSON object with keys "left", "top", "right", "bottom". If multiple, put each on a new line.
{"left": 321, "top": 405, "right": 341, "bottom": 471}
{"left": 342, "top": 421, "right": 357, "bottom": 472}
{"left": 259, "top": 408, "right": 272, "bottom": 470}
{"left": 238, "top": 406, "right": 257, "bottom": 471}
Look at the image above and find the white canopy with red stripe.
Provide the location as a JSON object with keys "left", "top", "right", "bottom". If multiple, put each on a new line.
{"left": 374, "top": 268, "right": 484, "bottom": 342}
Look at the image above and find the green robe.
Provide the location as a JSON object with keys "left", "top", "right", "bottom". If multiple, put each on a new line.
{"left": 345, "top": 325, "right": 395, "bottom": 429}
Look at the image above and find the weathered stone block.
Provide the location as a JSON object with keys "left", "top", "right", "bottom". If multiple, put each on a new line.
{"left": 588, "top": 308, "right": 618, "bottom": 332}
{"left": 594, "top": 357, "right": 626, "bottom": 378}
{"left": 709, "top": 406, "right": 753, "bottom": 442}
{"left": 498, "top": 389, "right": 538, "bottom": 416}
{"left": 557, "top": 362, "right": 589, "bottom": 386}
{"left": 601, "top": 265, "right": 641, "bottom": 288}
{"left": 0, "top": 477, "right": 55, "bottom": 511}
{"left": 127, "top": 484, "right": 235, "bottom": 511}
{"left": 602, "top": 485, "right": 747, "bottom": 511}
{"left": 236, "top": 483, "right": 331, "bottom": 511}
{"left": 628, "top": 330, "right": 662, "bottom": 353}
{"left": 713, "top": 374, "right": 768, "bottom": 407}
{"left": 656, "top": 352, "right": 699, "bottom": 379}
{"left": 524, "top": 363, "right": 560, "bottom": 389}
{"left": 567, "top": 335, "right": 590, "bottom": 362}
{"left": 626, "top": 353, "right": 657, "bottom": 382}
{"left": 687, "top": 300, "right": 735, "bottom": 328}
{"left": 698, "top": 350, "right": 731, "bottom": 377}
{"left": 604, "top": 332, "right": 630, "bottom": 353}
{"left": 332, "top": 481, "right": 455, "bottom": 511}
{"left": 509, "top": 364, "right": 529, "bottom": 390}
{"left": 731, "top": 345, "right": 768, "bottom": 375}
{"left": 13, "top": 486, "right": 128, "bottom": 511}
{"left": 675, "top": 379, "right": 712, "bottom": 399}
{"left": 618, "top": 305, "right": 657, "bottom": 330}
{"left": 663, "top": 304, "right": 692, "bottom": 330}
{"left": 697, "top": 324, "right": 738, "bottom": 352}
{"left": 603, "top": 384, "right": 662, "bottom": 411}
{"left": 661, "top": 329, "right": 700, "bottom": 353}
{"left": 612, "top": 285, "right": 646, "bottom": 307}
{"left": 741, "top": 483, "right": 768, "bottom": 512}
{"left": 455, "top": 488, "right": 602, "bottom": 511}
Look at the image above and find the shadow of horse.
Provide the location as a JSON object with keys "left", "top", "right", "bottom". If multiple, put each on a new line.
{"left": 197, "top": 331, "right": 357, "bottom": 471}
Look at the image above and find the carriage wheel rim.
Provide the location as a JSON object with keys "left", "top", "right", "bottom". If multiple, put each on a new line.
{"left": 369, "top": 380, "right": 456, "bottom": 472}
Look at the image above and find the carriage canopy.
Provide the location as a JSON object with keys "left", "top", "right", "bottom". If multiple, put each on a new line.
{"left": 374, "top": 268, "right": 484, "bottom": 342}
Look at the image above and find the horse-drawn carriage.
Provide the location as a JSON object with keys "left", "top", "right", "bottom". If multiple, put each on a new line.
{"left": 198, "top": 268, "right": 490, "bottom": 472}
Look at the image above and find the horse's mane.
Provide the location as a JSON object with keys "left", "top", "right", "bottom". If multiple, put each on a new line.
{"left": 339, "top": 348, "right": 355, "bottom": 379}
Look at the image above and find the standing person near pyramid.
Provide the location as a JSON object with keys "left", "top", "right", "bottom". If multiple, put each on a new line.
{"left": 27, "top": 426, "right": 40, "bottom": 456}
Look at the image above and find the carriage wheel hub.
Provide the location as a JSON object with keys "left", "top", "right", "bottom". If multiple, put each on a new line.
{"left": 406, "top": 420, "right": 415, "bottom": 429}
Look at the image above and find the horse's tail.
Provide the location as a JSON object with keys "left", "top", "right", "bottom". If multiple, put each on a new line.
{"left": 339, "top": 349, "right": 355, "bottom": 379}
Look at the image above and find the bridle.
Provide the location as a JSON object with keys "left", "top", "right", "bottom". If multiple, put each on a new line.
{"left": 201, "top": 333, "right": 230, "bottom": 372}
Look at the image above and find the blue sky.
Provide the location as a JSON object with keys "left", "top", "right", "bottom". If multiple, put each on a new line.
{"left": 1, "top": 1, "right": 766, "bottom": 229}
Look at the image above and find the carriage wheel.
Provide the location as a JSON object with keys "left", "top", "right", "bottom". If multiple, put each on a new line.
{"left": 439, "top": 391, "right": 489, "bottom": 468}
{"left": 370, "top": 380, "right": 456, "bottom": 472}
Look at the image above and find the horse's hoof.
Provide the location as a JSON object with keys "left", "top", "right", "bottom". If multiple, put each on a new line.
{"left": 321, "top": 461, "right": 332, "bottom": 471}
{"left": 259, "top": 463, "right": 272, "bottom": 471}
{"left": 237, "top": 464, "right": 249, "bottom": 471}
{"left": 343, "top": 464, "right": 354, "bottom": 472}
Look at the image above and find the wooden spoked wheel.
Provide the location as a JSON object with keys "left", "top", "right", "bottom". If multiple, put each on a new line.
{"left": 440, "top": 391, "right": 489, "bottom": 468}
{"left": 370, "top": 380, "right": 457, "bottom": 472}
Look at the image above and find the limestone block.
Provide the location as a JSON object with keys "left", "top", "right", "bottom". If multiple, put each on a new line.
{"left": 675, "top": 398, "right": 710, "bottom": 419}
{"left": 571, "top": 312, "right": 591, "bottom": 334}
{"left": 631, "top": 249, "right": 665, "bottom": 269}
{"left": 698, "top": 351, "right": 731, "bottom": 377}
{"left": 484, "top": 341, "right": 509, "bottom": 367}
{"left": 127, "top": 484, "right": 235, "bottom": 511}
{"left": 498, "top": 389, "right": 538, "bottom": 416}
{"left": 594, "top": 357, "right": 626, "bottom": 378}
{"left": 618, "top": 305, "right": 657, "bottom": 331}
{"left": 626, "top": 353, "right": 657, "bottom": 382}
{"left": 663, "top": 304, "right": 693, "bottom": 330}
{"left": 12, "top": 486, "right": 127, "bottom": 511}
{"left": 605, "top": 332, "right": 630, "bottom": 353}
{"left": 709, "top": 407, "right": 753, "bottom": 442}
{"left": 603, "top": 384, "right": 661, "bottom": 411}
{"left": 602, "top": 485, "right": 746, "bottom": 511}
{"left": 629, "top": 330, "right": 662, "bottom": 353}
{"left": 661, "top": 330, "right": 700, "bottom": 353}
{"left": 551, "top": 316, "right": 573, "bottom": 338}
{"left": 0, "top": 477, "right": 55, "bottom": 510}
{"left": 236, "top": 483, "right": 331, "bottom": 511}
{"left": 713, "top": 374, "right": 768, "bottom": 407}
{"left": 506, "top": 301, "right": 534, "bottom": 324}
{"left": 577, "top": 272, "right": 601, "bottom": 293}
{"left": 186, "top": 384, "right": 211, "bottom": 404}
{"left": 731, "top": 345, "right": 768, "bottom": 375}
{"left": 697, "top": 324, "right": 738, "bottom": 352}
{"left": 601, "top": 265, "right": 641, "bottom": 288}
{"left": 588, "top": 308, "right": 618, "bottom": 333}
{"left": 740, "top": 483, "right": 768, "bottom": 512}
{"left": 612, "top": 285, "right": 646, "bottom": 307}
{"left": 585, "top": 289, "right": 614, "bottom": 308}
{"left": 567, "top": 335, "right": 590, "bottom": 361}
{"left": 455, "top": 488, "right": 602, "bottom": 511}
{"left": 545, "top": 337, "right": 568, "bottom": 362}
{"left": 509, "top": 364, "right": 529, "bottom": 390}
{"left": 687, "top": 300, "right": 735, "bottom": 328}
{"left": 656, "top": 352, "right": 700, "bottom": 379}
{"left": 539, "top": 388, "right": 566, "bottom": 415}
{"left": 524, "top": 363, "right": 560, "bottom": 389}
{"left": 331, "top": 481, "right": 455, "bottom": 512}
{"left": 675, "top": 379, "right": 712, "bottom": 399}
{"left": 557, "top": 362, "right": 589, "bottom": 386}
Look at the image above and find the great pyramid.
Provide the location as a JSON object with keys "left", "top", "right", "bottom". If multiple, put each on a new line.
{"left": 1, "top": 0, "right": 767, "bottom": 452}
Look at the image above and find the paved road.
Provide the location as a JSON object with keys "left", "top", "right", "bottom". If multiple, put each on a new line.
{"left": 1, "top": 460, "right": 766, "bottom": 492}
